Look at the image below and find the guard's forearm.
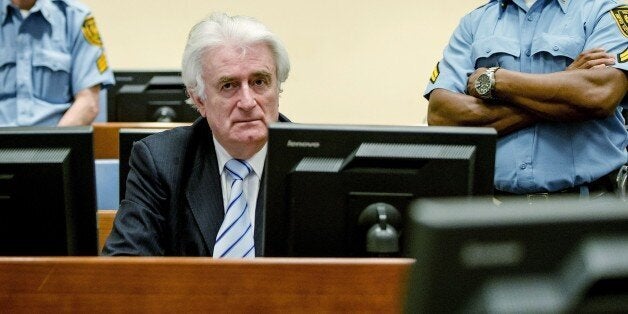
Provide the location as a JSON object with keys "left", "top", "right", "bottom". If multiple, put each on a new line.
{"left": 427, "top": 88, "right": 539, "bottom": 135}
{"left": 58, "top": 85, "right": 101, "bottom": 126}
{"left": 494, "top": 67, "right": 627, "bottom": 121}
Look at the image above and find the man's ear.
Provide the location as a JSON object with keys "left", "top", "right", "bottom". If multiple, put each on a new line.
{"left": 190, "top": 93, "right": 207, "bottom": 117}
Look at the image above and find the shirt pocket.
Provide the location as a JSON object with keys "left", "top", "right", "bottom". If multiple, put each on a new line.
{"left": 531, "top": 34, "right": 584, "bottom": 72}
{"left": 471, "top": 36, "right": 520, "bottom": 70}
{"left": 0, "top": 47, "right": 16, "bottom": 99}
{"left": 32, "top": 50, "right": 72, "bottom": 104}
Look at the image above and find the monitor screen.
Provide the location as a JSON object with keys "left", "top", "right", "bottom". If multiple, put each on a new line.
{"left": 262, "top": 123, "right": 497, "bottom": 257}
{"left": 0, "top": 127, "right": 98, "bottom": 255}
{"left": 107, "top": 70, "right": 200, "bottom": 122}
{"left": 404, "top": 197, "right": 628, "bottom": 313}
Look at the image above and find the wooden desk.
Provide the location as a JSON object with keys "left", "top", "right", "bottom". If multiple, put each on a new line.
{"left": 97, "top": 210, "right": 117, "bottom": 251}
{"left": 93, "top": 122, "right": 189, "bottom": 159}
{"left": 0, "top": 257, "right": 414, "bottom": 313}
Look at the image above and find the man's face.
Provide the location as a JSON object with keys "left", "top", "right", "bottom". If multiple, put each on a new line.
{"left": 194, "top": 43, "right": 280, "bottom": 159}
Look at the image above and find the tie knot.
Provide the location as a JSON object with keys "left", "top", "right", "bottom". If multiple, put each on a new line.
{"left": 225, "top": 159, "right": 252, "bottom": 181}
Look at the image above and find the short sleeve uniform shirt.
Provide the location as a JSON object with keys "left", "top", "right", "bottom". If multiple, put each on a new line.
{"left": 425, "top": 0, "right": 628, "bottom": 193}
{"left": 0, "top": 0, "right": 115, "bottom": 126}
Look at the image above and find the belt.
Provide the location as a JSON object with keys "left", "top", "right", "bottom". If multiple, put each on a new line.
{"left": 494, "top": 190, "right": 585, "bottom": 205}
{"left": 494, "top": 168, "right": 621, "bottom": 204}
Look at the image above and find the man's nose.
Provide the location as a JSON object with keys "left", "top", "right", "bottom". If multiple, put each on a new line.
{"left": 237, "top": 84, "right": 257, "bottom": 110}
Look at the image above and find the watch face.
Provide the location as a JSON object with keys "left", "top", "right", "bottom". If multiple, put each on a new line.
{"left": 475, "top": 74, "right": 491, "bottom": 95}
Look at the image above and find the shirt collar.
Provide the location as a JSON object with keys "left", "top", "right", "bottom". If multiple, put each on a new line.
{"left": 494, "top": 0, "right": 568, "bottom": 14}
{"left": 494, "top": 0, "right": 512, "bottom": 18}
{"left": 1, "top": 0, "right": 12, "bottom": 24}
{"left": 1, "top": 0, "right": 57, "bottom": 24}
{"left": 556, "top": 0, "right": 569, "bottom": 14}
{"left": 213, "top": 136, "right": 267, "bottom": 180}
{"left": 31, "top": 0, "right": 56, "bottom": 24}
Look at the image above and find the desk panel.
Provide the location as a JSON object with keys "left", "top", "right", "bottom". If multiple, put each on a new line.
{"left": 0, "top": 257, "right": 413, "bottom": 313}
{"left": 93, "top": 122, "right": 189, "bottom": 159}
{"left": 97, "top": 210, "right": 117, "bottom": 251}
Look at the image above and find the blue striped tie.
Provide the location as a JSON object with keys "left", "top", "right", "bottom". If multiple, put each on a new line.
{"left": 213, "top": 159, "right": 255, "bottom": 258}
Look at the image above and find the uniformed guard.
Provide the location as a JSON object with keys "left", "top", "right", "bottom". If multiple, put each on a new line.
{"left": 425, "top": 0, "right": 628, "bottom": 200}
{"left": 0, "top": 0, "right": 115, "bottom": 126}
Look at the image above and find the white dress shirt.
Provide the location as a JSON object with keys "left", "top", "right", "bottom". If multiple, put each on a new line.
{"left": 213, "top": 136, "right": 266, "bottom": 233}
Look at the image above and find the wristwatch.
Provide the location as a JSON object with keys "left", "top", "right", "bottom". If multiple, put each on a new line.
{"left": 474, "top": 67, "right": 500, "bottom": 99}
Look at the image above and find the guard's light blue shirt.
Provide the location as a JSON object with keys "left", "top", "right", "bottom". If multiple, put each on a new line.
{"left": 425, "top": 0, "right": 628, "bottom": 194}
{"left": 0, "top": 0, "right": 114, "bottom": 126}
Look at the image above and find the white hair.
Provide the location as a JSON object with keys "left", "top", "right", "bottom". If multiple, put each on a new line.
{"left": 181, "top": 12, "right": 290, "bottom": 100}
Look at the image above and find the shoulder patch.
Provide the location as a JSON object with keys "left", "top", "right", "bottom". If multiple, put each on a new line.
{"left": 430, "top": 62, "right": 440, "bottom": 83}
{"left": 82, "top": 15, "right": 103, "bottom": 47}
{"left": 619, "top": 47, "right": 628, "bottom": 63}
{"left": 611, "top": 5, "right": 628, "bottom": 38}
{"left": 96, "top": 52, "right": 108, "bottom": 73}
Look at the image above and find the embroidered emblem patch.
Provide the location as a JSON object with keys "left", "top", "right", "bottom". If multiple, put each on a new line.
{"left": 96, "top": 53, "right": 108, "bottom": 73}
{"left": 619, "top": 47, "right": 628, "bottom": 63}
{"left": 611, "top": 5, "right": 628, "bottom": 38}
{"left": 82, "top": 16, "right": 103, "bottom": 47}
{"left": 430, "top": 62, "right": 440, "bottom": 83}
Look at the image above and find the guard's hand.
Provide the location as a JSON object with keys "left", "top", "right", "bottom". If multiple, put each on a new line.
{"left": 567, "top": 48, "right": 615, "bottom": 70}
{"left": 467, "top": 67, "right": 488, "bottom": 98}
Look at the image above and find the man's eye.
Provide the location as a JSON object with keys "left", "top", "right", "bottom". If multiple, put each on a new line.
{"left": 222, "top": 82, "right": 236, "bottom": 90}
{"left": 253, "top": 79, "right": 267, "bottom": 86}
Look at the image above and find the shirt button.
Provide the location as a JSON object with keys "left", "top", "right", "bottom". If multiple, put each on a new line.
{"left": 485, "top": 48, "right": 492, "bottom": 54}
{"left": 553, "top": 45, "right": 559, "bottom": 51}
{"left": 525, "top": 50, "right": 531, "bottom": 56}
{"left": 527, "top": 15, "right": 534, "bottom": 21}
{"left": 520, "top": 163, "right": 527, "bottom": 170}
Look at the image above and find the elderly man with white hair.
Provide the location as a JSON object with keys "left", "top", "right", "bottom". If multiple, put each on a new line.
{"left": 103, "top": 12, "right": 291, "bottom": 257}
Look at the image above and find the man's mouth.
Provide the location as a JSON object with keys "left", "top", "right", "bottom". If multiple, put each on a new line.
{"left": 234, "top": 118, "right": 261, "bottom": 124}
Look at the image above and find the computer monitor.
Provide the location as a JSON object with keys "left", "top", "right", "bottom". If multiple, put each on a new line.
{"left": 0, "top": 127, "right": 98, "bottom": 256}
{"left": 118, "top": 128, "right": 166, "bottom": 201}
{"left": 404, "top": 197, "right": 628, "bottom": 313}
{"left": 107, "top": 70, "right": 199, "bottom": 122}
{"left": 262, "top": 123, "right": 497, "bottom": 257}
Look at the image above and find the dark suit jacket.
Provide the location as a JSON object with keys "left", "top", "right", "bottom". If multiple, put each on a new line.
{"left": 102, "top": 115, "right": 289, "bottom": 256}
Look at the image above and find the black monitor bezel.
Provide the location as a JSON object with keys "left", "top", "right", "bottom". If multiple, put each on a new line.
{"left": 404, "top": 196, "right": 628, "bottom": 313}
{"left": 0, "top": 126, "right": 98, "bottom": 256}
{"left": 262, "top": 123, "right": 497, "bottom": 257}
{"left": 107, "top": 70, "right": 199, "bottom": 122}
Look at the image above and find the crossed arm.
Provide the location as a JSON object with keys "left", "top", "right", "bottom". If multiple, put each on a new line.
{"left": 427, "top": 49, "right": 628, "bottom": 135}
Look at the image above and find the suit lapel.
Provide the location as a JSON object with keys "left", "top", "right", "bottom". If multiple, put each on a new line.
{"left": 185, "top": 121, "right": 224, "bottom": 255}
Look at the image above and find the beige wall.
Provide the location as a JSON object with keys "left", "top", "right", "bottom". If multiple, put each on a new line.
{"left": 82, "top": 0, "right": 487, "bottom": 125}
